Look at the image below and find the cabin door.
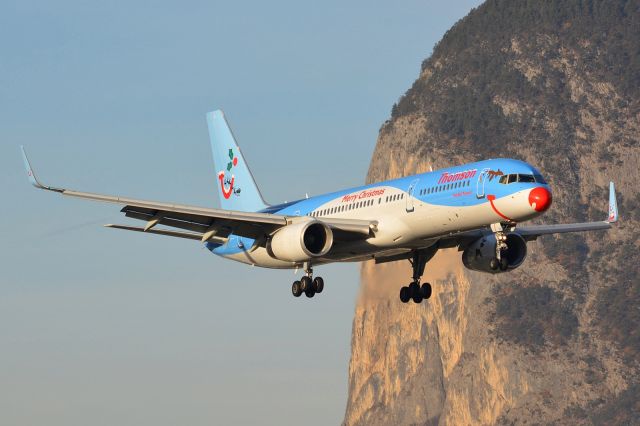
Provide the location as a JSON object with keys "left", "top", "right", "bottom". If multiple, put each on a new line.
{"left": 406, "top": 179, "right": 419, "bottom": 212}
{"left": 476, "top": 168, "right": 490, "bottom": 198}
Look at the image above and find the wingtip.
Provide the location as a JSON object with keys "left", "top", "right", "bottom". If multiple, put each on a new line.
{"left": 206, "top": 109, "right": 224, "bottom": 119}
{"left": 607, "top": 181, "right": 618, "bottom": 223}
{"left": 20, "top": 147, "right": 64, "bottom": 192}
{"left": 20, "top": 145, "right": 41, "bottom": 188}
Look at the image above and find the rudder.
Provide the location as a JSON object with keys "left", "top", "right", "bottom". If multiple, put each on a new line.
{"left": 206, "top": 110, "right": 268, "bottom": 212}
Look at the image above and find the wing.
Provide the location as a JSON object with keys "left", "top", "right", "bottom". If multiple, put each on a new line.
{"left": 21, "top": 147, "right": 375, "bottom": 243}
{"left": 514, "top": 181, "right": 618, "bottom": 241}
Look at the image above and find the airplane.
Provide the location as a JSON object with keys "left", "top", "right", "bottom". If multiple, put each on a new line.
{"left": 21, "top": 110, "right": 619, "bottom": 304}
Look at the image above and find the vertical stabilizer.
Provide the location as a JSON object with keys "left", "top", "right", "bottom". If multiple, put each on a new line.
{"left": 206, "top": 110, "right": 268, "bottom": 212}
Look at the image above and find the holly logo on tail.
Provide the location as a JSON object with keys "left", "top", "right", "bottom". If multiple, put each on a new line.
{"left": 218, "top": 149, "right": 241, "bottom": 199}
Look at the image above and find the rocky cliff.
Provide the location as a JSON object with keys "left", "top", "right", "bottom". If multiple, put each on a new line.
{"left": 344, "top": 1, "right": 640, "bottom": 424}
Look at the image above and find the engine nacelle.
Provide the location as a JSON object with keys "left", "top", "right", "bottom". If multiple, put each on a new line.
{"left": 267, "top": 220, "right": 333, "bottom": 262}
{"left": 462, "top": 233, "right": 527, "bottom": 273}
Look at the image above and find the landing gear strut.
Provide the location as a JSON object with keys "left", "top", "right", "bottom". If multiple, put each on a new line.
{"left": 399, "top": 248, "right": 436, "bottom": 304}
{"left": 490, "top": 223, "right": 510, "bottom": 271}
{"left": 291, "top": 262, "right": 324, "bottom": 299}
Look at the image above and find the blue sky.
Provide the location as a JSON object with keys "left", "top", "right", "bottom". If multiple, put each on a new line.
{"left": 1, "top": 1, "right": 481, "bottom": 424}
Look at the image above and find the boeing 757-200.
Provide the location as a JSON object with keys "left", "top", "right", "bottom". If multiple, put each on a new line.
{"left": 21, "top": 110, "right": 618, "bottom": 304}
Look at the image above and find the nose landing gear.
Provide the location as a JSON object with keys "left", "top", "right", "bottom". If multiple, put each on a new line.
{"left": 489, "top": 222, "right": 511, "bottom": 271}
{"left": 399, "top": 248, "right": 437, "bottom": 304}
{"left": 291, "top": 263, "right": 324, "bottom": 299}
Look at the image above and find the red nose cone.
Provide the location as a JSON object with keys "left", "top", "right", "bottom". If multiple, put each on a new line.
{"left": 529, "top": 187, "right": 552, "bottom": 212}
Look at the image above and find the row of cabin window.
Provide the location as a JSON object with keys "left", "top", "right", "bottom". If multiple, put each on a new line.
{"left": 418, "top": 179, "right": 471, "bottom": 196}
{"left": 385, "top": 193, "right": 404, "bottom": 203}
{"left": 310, "top": 197, "right": 377, "bottom": 217}
{"left": 311, "top": 192, "right": 408, "bottom": 217}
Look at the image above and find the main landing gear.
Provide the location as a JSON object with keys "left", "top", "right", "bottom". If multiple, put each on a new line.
{"left": 400, "top": 249, "right": 436, "bottom": 304}
{"left": 291, "top": 263, "right": 324, "bottom": 299}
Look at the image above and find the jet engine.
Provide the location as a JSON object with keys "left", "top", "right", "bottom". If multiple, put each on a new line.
{"left": 267, "top": 220, "right": 333, "bottom": 262}
{"left": 462, "top": 233, "right": 527, "bottom": 273}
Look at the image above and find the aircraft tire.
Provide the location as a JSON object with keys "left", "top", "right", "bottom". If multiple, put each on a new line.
{"left": 305, "top": 289, "right": 315, "bottom": 298}
{"left": 292, "top": 281, "right": 302, "bottom": 297}
{"left": 499, "top": 257, "right": 508, "bottom": 271}
{"left": 313, "top": 277, "right": 324, "bottom": 293}
{"left": 399, "top": 286, "right": 410, "bottom": 303}
{"left": 300, "top": 276, "right": 313, "bottom": 292}
{"left": 409, "top": 282, "right": 422, "bottom": 303}
{"left": 490, "top": 258, "right": 500, "bottom": 271}
{"left": 421, "top": 283, "right": 432, "bottom": 300}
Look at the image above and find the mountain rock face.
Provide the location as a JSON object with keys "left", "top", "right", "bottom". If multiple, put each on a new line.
{"left": 343, "top": 1, "right": 640, "bottom": 424}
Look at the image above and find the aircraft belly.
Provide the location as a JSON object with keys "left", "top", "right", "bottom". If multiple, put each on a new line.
{"left": 220, "top": 247, "right": 297, "bottom": 269}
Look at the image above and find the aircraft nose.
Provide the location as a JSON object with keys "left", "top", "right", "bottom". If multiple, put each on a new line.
{"left": 529, "top": 186, "right": 552, "bottom": 212}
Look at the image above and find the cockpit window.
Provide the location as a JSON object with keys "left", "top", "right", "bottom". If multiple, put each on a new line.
{"left": 518, "top": 174, "right": 535, "bottom": 183}
{"left": 499, "top": 173, "right": 547, "bottom": 184}
{"left": 533, "top": 174, "right": 547, "bottom": 184}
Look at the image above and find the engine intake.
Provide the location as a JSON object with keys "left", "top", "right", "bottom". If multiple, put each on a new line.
{"left": 462, "top": 233, "right": 527, "bottom": 273}
{"left": 267, "top": 220, "right": 333, "bottom": 262}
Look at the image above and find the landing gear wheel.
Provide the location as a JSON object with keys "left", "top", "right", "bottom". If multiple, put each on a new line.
{"left": 499, "top": 257, "right": 508, "bottom": 271}
{"left": 490, "top": 258, "right": 500, "bottom": 271}
{"left": 305, "top": 289, "right": 315, "bottom": 298}
{"left": 292, "top": 281, "right": 302, "bottom": 297}
{"left": 409, "top": 282, "right": 423, "bottom": 304}
{"left": 421, "top": 283, "right": 432, "bottom": 300}
{"left": 313, "top": 277, "right": 324, "bottom": 293}
{"left": 400, "top": 286, "right": 410, "bottom": 303}
{"left": 300, "top": 276, "right": 313, "bottom": 292}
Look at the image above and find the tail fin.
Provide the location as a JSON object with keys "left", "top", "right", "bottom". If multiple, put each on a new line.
{"left": 206, "top": 110, "right": 268, "bottom": 212}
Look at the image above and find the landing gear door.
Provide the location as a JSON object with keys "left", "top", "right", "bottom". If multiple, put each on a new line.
{"left": 476, "top": 168, "right": 490, "bottom": 198}
{"left": 406, "top": 179, "right": 419, "bottom": 212}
